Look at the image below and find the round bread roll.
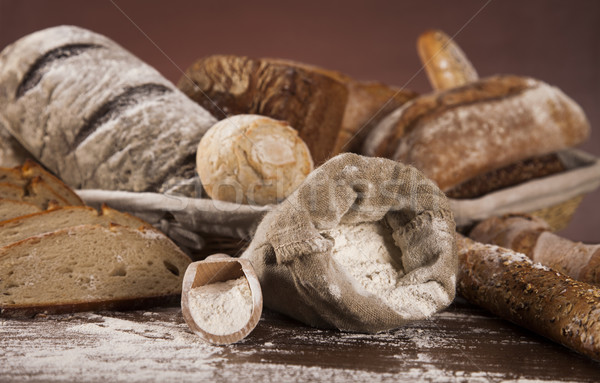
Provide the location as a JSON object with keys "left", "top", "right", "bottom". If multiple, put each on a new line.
{"left": 197, "top": 115, "right": 313, "bottom": 205}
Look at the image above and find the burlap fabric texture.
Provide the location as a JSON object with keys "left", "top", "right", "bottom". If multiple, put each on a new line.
{"left": 241, "top": 153, "right": 457, "bottom": 332}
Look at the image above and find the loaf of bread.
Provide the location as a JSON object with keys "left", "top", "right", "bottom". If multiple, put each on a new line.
{"left": 0, "top": 26, "right": 216, "bottom": 193}
{"left": 363, "top": 75, "right": 590, "bottom": 194}
{"left": 457, "top": 234, "right": 600, "bottom": 361}
{"left": 0, "top": 122, "right": 29, "bottom": 167}
{"left": 178, "top": 55, "right": 416, "bottom": 163}
{"left": 470, "top": 214, "right": 600, "bottom": 285}
{"left": 196, "top": 115, "right": 313, "bottom": 205}
{"left": 0, "top": 224, "right": 191, "bottom": 317}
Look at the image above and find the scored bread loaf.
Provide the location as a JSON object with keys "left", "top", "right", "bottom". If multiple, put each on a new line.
{"left": 0, "top": 205, "right": 151, "bottom": 247}
{"left": 363, "top": 75, "right": 590, "bottom": 194}
{"left": 0, "top": 121, "right": 30, "bottom": 167}
{"left": 457, "top": 234, "right": 600, "bottom": 361}
{"left": 178, "top": 55, "right": 416, "bottom": 163}
{"left": 0, "top": 199, "right": 41, "bottom": 221}
{"left": 0, "top": 26, "right": 216, "bottom": 193}
{"left": 0, "top": 224, "right": 191, "bottom": 317}
{"left": 470, "top": 214, "right": 600, "bottom": 285}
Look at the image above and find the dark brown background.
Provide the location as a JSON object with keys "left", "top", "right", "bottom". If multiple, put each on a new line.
{"left": 1, "top": 0, "right": 598, "bottom": 241}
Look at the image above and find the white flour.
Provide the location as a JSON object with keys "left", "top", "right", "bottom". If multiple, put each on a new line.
{"left": 188, "top": 276, "right": 253, "bottom": 335}
{"left": 326, "top": 221, "right": 445, "bottom": 319}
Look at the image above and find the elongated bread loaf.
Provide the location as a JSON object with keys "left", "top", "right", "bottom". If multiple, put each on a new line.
{"left": 0, "top": 26, "right": 216, "bottom": 193}
{"left": 470, "top": 214, "right": 600, "bottom": 285}
{"left": 0, "top": 224, "right": 191, "bottom": 317}
{"left": 363, "top": 75, "right": 590, "bottom": 192}
{"left": 457, "top": 234, "right": 600, "bottom": 361}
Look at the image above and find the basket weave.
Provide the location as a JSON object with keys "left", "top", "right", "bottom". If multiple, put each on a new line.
{"left": 530, "top": 195, "right": 584, "bottom": 232}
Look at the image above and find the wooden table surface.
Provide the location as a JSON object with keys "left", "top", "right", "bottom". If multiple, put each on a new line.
{"left": 1, "top": 298, "right": 598, "bottom": 383}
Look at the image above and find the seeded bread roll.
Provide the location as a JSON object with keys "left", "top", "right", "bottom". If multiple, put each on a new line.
{"left": 0, "top": 26, "right": 216, "bottom": 193}
{"left": 363, "top": 75, "right": 590, "bottom": 193}
{"left": 178, "top": 55, "right": 416, "bottom": 163}
{"left": 196, "top": 115, "right": 313, "bottom": 205}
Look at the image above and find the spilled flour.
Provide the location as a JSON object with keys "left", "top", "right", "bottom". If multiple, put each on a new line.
{"left": 326, "top": 221, "right": 446, "bottom": 319}
{"left": 188, "top": 277, "right": 253, "bottom": 335}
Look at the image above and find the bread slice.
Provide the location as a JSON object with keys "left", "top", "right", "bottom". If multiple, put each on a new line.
{"left": 0, "top": 177, "right": 70, "bottom": 209}
{"left": 0, "top": 224, "right": 191, "bottom": 317}
{"left": 0, "top": 161, "right": 83, "bottom": 206}
{"left": 0, "top": 182, "right": 24, "bottom": 200}
{"left": 0, "top": 199, "right": 41, "bottom": 221}
{"left": 21, "top": 160, "right": 83, "bottom": 206}
{"left": 0, "top": 205, "right": 151, "bottom": 247}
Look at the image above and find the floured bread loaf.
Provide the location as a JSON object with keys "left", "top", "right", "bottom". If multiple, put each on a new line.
{"left": 196, "top": 115, "right": 313, "bottom": 205}
{"left": 0, "top": 26, "right": 216, "bottom": 193}
{"left": 0, "top": 224, "right": 191, "bottom": 317}
{"left": 363, "top": 75, "right": 590, "bottom": 195}
{"left": 0, "top": 122, "right": 30, "bottom": 167}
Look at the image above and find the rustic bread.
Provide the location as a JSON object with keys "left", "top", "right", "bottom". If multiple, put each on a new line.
{"left": 0, "top": 160, "right": 83, "bottom": 205}
{"left": 0, "top": 177, "right": 69, "bottom": 209}
{"left": 363, "top": 75, "right": 590, "bottom": 193}
{"left": 178, "top": 55, "right": 416, "bottom": 163}
{"left": 457, "top": 234, "right": 600, "bottom": 361}
{"left": 196, "top": 115, "right": 313, "bottom": 205}
{"left": 0, "top": 26, "right": 216, "bottom": 194}
{"left": 0, "top": 199, "right": 41, "bottom": 221}
{"left": 470, "top": 214, "right": 600, "bottom": 285}
{"left": 0, "top": 224, "right": 191, "bottom": 317}
{"left": 0, "top": 205, "right": 151, "bottom": 247}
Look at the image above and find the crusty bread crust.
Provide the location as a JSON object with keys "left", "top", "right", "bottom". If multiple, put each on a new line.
{"left": 363, "top": 75, "right": 590, "bottom": 191}
{"left": 457, "top": 234, "right": 600, "bottom": 361}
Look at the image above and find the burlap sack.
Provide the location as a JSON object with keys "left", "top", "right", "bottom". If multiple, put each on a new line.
{"left": 240, "top": 153, "right": 457, "bottom": 332}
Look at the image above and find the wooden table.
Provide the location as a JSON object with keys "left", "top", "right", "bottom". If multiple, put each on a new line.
{"left": 1, "top": 298, "right": 598, "bottom": 382}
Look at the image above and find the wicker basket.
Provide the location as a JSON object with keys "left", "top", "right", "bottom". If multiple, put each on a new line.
{"left": 78, "top": 149, "right": 600, "bottom": 258}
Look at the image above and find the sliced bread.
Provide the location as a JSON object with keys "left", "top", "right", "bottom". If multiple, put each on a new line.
{"left": 0, "top": 205, "right": 152, "bottom": 247}
{"left": 21, "top": 160, "right": 84, "bottom": 206}
{"left": 0, "top": 182, "right": 24, "bottom": 200}
{"left": 0, "top": 224, "right": 191, "bottom": 317}
{"left": 0, "top": 199, "right": 41, "bottom": 221}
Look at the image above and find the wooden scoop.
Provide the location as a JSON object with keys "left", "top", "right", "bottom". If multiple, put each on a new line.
{"left": 181, "top": 254, "right": 263, "bottom": 345}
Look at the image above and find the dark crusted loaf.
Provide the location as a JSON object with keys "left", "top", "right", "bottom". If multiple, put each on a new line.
{"left": 178, "top": 55, "right": 416, "bottom": 163}
{"left": 0, "top": 26, "right": 217, "bottom": 193}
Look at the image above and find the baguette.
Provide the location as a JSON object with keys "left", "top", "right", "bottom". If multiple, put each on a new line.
{"left": 0, "top": 26, "right": 216, "bottom": 193}
{"left": 363, "top": 75, "right": 590, "bottom": 193}
{"left": 457, "top": 234, "right": 600, "bottom": 361}
{"left": 470, "top": 214, "right": 600, "bottom": 285}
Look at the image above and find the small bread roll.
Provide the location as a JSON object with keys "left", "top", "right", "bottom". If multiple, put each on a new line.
{"left": 197, "top": 115, "right": 313, "bottom": 205}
